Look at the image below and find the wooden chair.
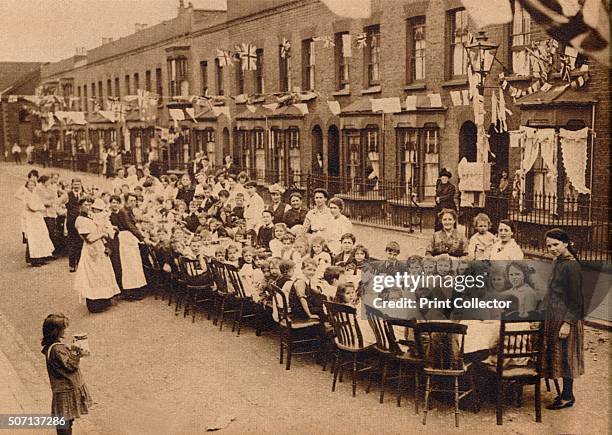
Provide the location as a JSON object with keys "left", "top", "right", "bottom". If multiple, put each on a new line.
{"left": 365, "top": 306, "right": 424, "bottom": 413}
{"left": 483, "top": 319, "right": 544, "bottom": 425}
{"left": 323, "top": 301, "right": 375, "bottom": 397}
{"left": 206, "top": 259, "right": 238, "bottom": 330}
{"left": 170, "top": 252, "right": 187, "bottom": 315}
{"left": 179, "top": 256, "right": 215, "bottom": 323}
{"left": 225, "top": 264, "right": 263, "bottom": 336}
{"left": 140, "top": 244, "right": 161, "bottom": 298}
{"left": 418, "top": 322, "right": 478, "bottom": 427}
{"left": 270, "top": 283, "right": 322, "bottom": 371}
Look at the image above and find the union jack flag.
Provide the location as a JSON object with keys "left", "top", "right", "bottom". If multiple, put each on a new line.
{"left": 238, "top": 43, "right": 258, "bottom": 71}
{"left": 280, "top": 38, "right": 291, "bottom": 59}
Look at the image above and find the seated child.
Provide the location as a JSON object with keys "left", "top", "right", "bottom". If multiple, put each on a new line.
{"left": 310, "top": 236, "right": 332, "bottom": 278}
{"left": 499, "top": 262, "right": 538, "bottom": 318}
{"left": 333, "top": 233, "right": 356, "bottom": 266}
{"left": 334, "top": 282, "right": 358, "bottom": 307}
{"left": 467, "top": 213, "right": 496, "bottom": 261}
{"left": 269, "top": 223, "right": 288, "bottom": 258}
{"left": 257, "top": 210, "right": 275, "bottom": 251}
{"left": 289, "top": 259, "right": 320, "bottom": 320}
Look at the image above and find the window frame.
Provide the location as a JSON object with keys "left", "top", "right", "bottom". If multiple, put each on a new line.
{"left": 406, "top": 16, "right": 426, "bottom": 84}
{"left": 235, "top": 60, "right": 245, "bottom": 95}
{"left": 255, "top": 49, "right": 264, "bottom": 94}
{"left": 335, "top": 32, "right": 350, "bottom": 90}
{"left": 279, "top": 44, "right": 291, "bottom": 92}
{"left": 155, "top": 68, "right": 163, "bottom": 97}
{"left": 215, "top": 58, "right": 224, "bottom": 96}
{"left": 145, "top": 70, "right": 152, "bottom": 92}
{"left": 447, "top": 8, "right": 469, "bottom": 79}
{"left": 125, "top": 74, "right": 131, "bottom": 95}
{"left": 364, "top": 25, "right": 381, "bottom": 87}
{"left": 302, "top": 39, "right": 316, "bottom": 91}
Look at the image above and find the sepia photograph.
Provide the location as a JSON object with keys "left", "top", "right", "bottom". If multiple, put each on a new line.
{"left": 0, "top": 0, "right": 610, "bottom": 433}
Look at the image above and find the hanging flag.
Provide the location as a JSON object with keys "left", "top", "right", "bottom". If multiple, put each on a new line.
{"left": 405, "top": 96, "right": 417, "bottom": 111}
{"left": 313, "top": 35, "right": 335, "bottom": 48}
{"left": 8, "top": 95, "right": 18, "bottom": 103}
{"left": 327, "top": 100, "right": 341, "bottom": 116}
{"left": 246, "top": 104, "right": 257, "bottom": 113}
{"left": 239, "top": 43, "right": 257, "bottom": 71}
{"left": 427, "top": 94, "right": 442, "bottom": 108}
{"left": 461, "top": 89, "right": 471, "bottom": 106}
{"left": 355, "top": 32, "right": 368, "bottom": 49}
{"left": 263, "top": 103, "right": 279, "bottom": 112}
{"left": 185, "top": 107, "right": 197, "bottom": 122}
{"left": 320, "top": 0, "right": 372, "bottom": 18}
{"left": 212, "top": 106, "right": 231, "bottom": 120}
{"left": 341, "top": 34, "right": 352, "bottom": 57}
{"left": 169, "top": 108, "right": 185, "bottom": 121}
{"left": 517, "top": 0, "right": 609, "bottom": 67}
{"left": 216, "top": 49, "right": 233, "bottom": 67}
{"left": 280, "top": 38, "right": 292, "bottom": 59}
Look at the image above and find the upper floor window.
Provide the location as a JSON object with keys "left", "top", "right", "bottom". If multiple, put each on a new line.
{"left": 235, "top": 61, "right": 245, "bottom": 94}
{"left": 133, "top": 73, "right": 139, "bottom": 92}
{"left": 334, "top": 32, "right": 350, "bottom": 90}
{"left": 255, "top": 49, "right": 264, "bottom": 94}
{"left": 124, "top": 75, "right": 131, "bottom": 95}
{"left": 77, "top": 86, "right": 82, "bottom": 111}
{"left": 155, "top": 68, "right": 163, "bottom": 97}
{"left": 215, "top": 58, "right": 224, "bottom": 96}
{"left": 511, "top": 1, "right": 532, "bottom": 76}
{"left": 200, "top": 61, "right": 208, "bottom": 96}
{"left": 145, "top": 70, "right": 152, "bottom": 92}
{"left": 168, "top": 57, "right": 188, "bottom": 96}
{"left": 302, "top": 39, "right": 315, "bottom": 91}
{"left": 279, "top": 44, "right": 291, "bottom": 92}
{"left": 107, "top": 79, "right": 112, "bottom": 98}
{"left": 448, "top": 8, "right": 469, "bottom": 78}
{"left": 83, "top": 86, "right": 88, "bottom": 113}
{"left": 406, "top": 16, "right": 426, "bottom": 83}
{"left": 114, "top": 77, "right": 120, "bottom": 98}
{"left": 364, "top": 25, "right": 380, "bottom": 86}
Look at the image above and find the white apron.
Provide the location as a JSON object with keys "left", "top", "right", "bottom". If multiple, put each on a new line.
{"left": 118, "top": 231, "right": 147, "bottom": 290}
{"left": 74, "top": 217, "right": 121, "bottom": 303}
{"left": 23, "top": 193, "right": 54, "bottom": 259}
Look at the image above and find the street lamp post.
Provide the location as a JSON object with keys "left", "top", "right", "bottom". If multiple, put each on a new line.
{"left": 465, "top": 30, "right": 499, "bottom": 97}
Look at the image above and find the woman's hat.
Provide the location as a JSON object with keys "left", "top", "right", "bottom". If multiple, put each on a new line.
{"left": 91, "top": 198, "right": 106, "bottom": 211}
{"left": 268, "top": 183, "right": 285, "bottom": 195}
{"left": 439, "top": 168, "right": 452, "bottom": 178}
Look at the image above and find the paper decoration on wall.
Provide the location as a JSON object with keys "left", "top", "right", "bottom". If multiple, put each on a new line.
{"left": 313, "top": 35, "right": 335, "bottom": 48}
{"left": 405, "top": 95, "right": 417, "bottom": 111}
{"left": 370, "top": 97, "right": 401, "bottom": 114}
{"left": 245, "top": 104, "right": 257, "bottom": 113}
{"left": 327, "top": 100, "right": 341, "bottom": 116}
{"left": 216, "top": 49, "right": 234, "bottom": 67}
{"left": 212, "top": 106, "right": 231, "bottom": 120}
{"left": 427, "top": 94, "right": 442, "bottom": 108}
{"left": 185, "top": 107, "right": 197, "bottom": 122}
{"left": 293, "top": 103, "right": 308, "bottom": 115}
{"left": 263, "top": 103, "right": 279, "bottom": 112}
{"left": 280, "top": 38, "right": 292, "bottom": 59}
{"left": 355, "top": 32, "right": 368, "bottom": 49}
{"left": 8, "top": 95, "right": 18, "bottom": 103}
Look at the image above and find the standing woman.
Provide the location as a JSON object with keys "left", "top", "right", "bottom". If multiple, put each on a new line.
{"left": 542, "top": 229, "right": 584, "bottom": 410}
{"left": 22, "top": 179, "right": 55, "bottom": 266}
{"left": 425, "top": 208, "right": 468, "bottom": 258}
{"left": 434, "top": 168, "right": 456, "bottom": 231}
{"left": 62, "top": 179, "right": 85, "bottom": 272}
{"left": 74, "top": 198, "right": 121, "bottom": 313}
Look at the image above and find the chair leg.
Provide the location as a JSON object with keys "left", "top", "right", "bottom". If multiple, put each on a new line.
{"left": 422, "top": 375, "right": 431, "bottom": 425}
{"left": 218, "top": 299, "right": 226, "bottom": 331}
{"left": 535, "top": 379, "right": 542, "bottom": 422}
{"left": 236, "top": 302, "right": 245, "bottom": 336}
{"left": 397, "top": 363, "right": 404, "bottom": 407}
{"left": 469, "top": 369, "right": 480, "bottom": 413}
{"left": 496, "top": 379, "right": 504, "bottom": 425}
{"left": 285, "top": 331, "right": 292, "bottom": 371}
{"left": 279, "top": 329, "right": 284, "bottom": 365}
{"left": 366, "top": 358, "right": 376, "bottom": 394}
{"left": 351, "top": 353, "right": 358, "bottom": 397}
{"left": 545, "top": 378, "right": 551, "bottom": 392}
{"left": 454, "top": 377, "right": 460, "bottom": 428}
{"left": 553, "top": 379, "right": 561, "bottom": 396}
{"left": 379, "top": 359, "right": 388, "bottom": 404}
{"left": 332, "top": 352, "right": 341, "bottom": 392}
{"left": 414, "top": 370, "right": 420, "bottom": 414}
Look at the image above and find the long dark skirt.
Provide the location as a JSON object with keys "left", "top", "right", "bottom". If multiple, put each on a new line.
{"left": 86, "top": 298, "right": 111, "bottom": 313}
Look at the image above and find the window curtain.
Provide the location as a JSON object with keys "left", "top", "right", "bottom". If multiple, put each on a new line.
{"left": 518, "top": 126, "right": 540, "bottom": 210}
{"left": 560, "top": 127, "right": 590, "bottom": 194}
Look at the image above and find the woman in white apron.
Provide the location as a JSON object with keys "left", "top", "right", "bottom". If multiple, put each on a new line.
{"left": 22, "top": 180, "right": 54, "bottom": 266}
{"left": 74, "top": 198, "right": 120, "bottom": 313}
{"left": 116, "top": 193, "right": 147, "bottom": 300}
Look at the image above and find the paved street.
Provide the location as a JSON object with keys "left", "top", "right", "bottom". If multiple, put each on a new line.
{"left": 0, "top": 163, "right": 610, "bottom": 435}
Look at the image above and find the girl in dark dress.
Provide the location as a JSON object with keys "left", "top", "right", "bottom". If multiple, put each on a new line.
{"left": 41, "top": 314, "right": 92, "bottom": 435}
{"left": 542, "top": 229, "right": 585, "bottom": 410}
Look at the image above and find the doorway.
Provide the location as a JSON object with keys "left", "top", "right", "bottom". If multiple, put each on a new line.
{"left": 459, "top": 121, "right": 477, "bottom": 163}
{"left": 327, "top": 125, "right": 340, "bottom": 177}
{"left": 311, "top": 125, "right": 323, "bottom": 174}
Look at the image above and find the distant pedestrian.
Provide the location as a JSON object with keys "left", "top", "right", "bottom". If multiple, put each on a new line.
{"left": 25, "top": 144, "right": 34, "bottom": 164}
{"left": 41, "top": 313, "right": 93, "bottom": 435}
{"left": 12, "top": 143, "right": 22, "bottom": 164}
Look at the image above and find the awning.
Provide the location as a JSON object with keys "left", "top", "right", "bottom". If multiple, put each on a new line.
{"left": 516, "top": 82, "right": 596, "bottom": 127}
